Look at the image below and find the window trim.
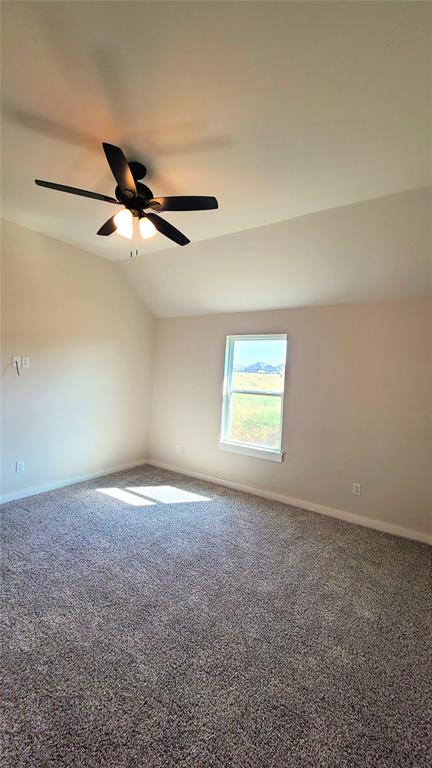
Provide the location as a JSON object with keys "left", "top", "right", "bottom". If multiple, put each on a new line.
{"left": 219, "top": 333, "right": 287, "bottom": 462}
{"left": 218, "top": 440, "right": 284, "bottom": 462}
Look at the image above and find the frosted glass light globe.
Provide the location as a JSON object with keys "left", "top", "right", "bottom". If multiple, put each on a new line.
{"left": 113, "top": 209, "right": 133, "bottom": 239}
{"left": 139, "top": 217, "right": 157, "bottom": 239}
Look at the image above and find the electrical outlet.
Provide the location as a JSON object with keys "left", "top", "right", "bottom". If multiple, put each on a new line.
{"left": 175, "top": 445, "right": 183, "bottom": 455}
{"left": 22, "top": 357, "right": 30, "bottom": 368}
{"left": 352, "top": 483, "right": 361, "bottom": 496}
{"left": 12, "top": 355, "right": 21, "bottom": 367}
{"left": 15, "top": 461, "right": 25, "bottom": 473}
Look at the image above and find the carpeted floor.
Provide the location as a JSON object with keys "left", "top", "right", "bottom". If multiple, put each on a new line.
{"left": 1, "top": 465, "right": 431, "bottom": 767}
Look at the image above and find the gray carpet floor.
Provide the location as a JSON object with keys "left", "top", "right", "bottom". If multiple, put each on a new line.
{"left": 1, "top": 465, "right": 431, "bottom": 767}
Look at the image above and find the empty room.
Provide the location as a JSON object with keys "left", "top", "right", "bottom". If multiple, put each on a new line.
{"left": 1, "top": 1, "right": 431, "bottom": 766}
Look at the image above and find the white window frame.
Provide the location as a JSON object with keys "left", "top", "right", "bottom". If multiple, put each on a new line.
{"left": 219, "top": 334, "right": 287, "bottom": 462}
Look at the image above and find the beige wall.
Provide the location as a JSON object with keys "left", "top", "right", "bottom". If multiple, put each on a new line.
{"left": 149, "top": 301, "right": 432, "bottom": 538}
{"left": 1, "top": 219, "right": 153, "bottom": 499}
{"left": 1, "top": 219, "right": 430, "bottom": 540}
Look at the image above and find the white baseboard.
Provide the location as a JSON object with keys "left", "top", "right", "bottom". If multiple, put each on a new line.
{"left": 2, "top": 457, "right": 430, "bottom": 546}
{"left": 0, "top": 459, "right": 149, "bottom": 504}
{"left": 147, "top": 460, "right": 432, "bottom": 546}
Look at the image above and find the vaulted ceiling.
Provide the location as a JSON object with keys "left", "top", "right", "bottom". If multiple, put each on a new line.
{"left": 1, "top": 1, "right": 431, "bottom": 316}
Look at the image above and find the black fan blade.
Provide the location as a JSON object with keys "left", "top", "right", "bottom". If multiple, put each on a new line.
{"left": 145, "top": 213, "right": 190, "bottom": 246}
{"left": 102, "top": 143, "right": 137, "bottom": 199}
{"left": 149, "top": 196, "right": 218, "bottom": 212}
{"left": 35, "top": 179, "right": 117, "bottom": 204}
{"left": 97, "top": 214, "right": 118, "bottom": 236}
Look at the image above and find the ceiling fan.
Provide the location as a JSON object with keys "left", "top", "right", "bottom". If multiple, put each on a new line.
{"left": 35, "top": 142, "right": 218, "bottom": 246}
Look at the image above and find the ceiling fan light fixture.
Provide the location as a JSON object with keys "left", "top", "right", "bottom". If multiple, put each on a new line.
{"left": 35, "top": 143, "right": 217, "bottom": 247}
{"left": 114, "top": 208, "right": 133, "bottom": 239}
{"left": 139, "top": 217, "right": 157, "bottom": 239}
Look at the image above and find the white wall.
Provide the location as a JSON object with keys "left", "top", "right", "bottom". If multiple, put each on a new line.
{"left": 149, "top": 301, "right": 432, "bottom": 539}
{"left": 1, "top": 219, "right": 153, "bottom": 499}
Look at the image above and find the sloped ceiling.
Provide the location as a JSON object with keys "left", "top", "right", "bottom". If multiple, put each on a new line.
{"left": 1, "top": 1, "right": 431, "bottom": 316}
{"left": 117, "top": 187, "right": 432, "bottom": 317}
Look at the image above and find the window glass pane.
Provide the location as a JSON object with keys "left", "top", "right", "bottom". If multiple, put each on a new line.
{"left": 229, "top": 393, "right": 282, "bottom": 449}
{"left": 232, "top": 338, "right": 286, "bottom": 393}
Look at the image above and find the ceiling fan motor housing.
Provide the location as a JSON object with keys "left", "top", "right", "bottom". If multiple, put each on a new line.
{"left": 115, "top": 181, "right": 154, "bottom": 214}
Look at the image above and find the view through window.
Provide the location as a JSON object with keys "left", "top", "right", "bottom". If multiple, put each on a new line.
{"left": 220, "top": 334, "right": 287, "bottom": 454}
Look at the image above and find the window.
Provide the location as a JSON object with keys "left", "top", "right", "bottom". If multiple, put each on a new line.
{"left": 219, "top": 334, "right": 287, "bottom": 461}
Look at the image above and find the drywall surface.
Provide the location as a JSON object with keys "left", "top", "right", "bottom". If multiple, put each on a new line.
{"left": 1, "top": 219, "right": 153, "bottom": 498}
{"left": 149, "top": 301, "right": 432, "bottom": 537}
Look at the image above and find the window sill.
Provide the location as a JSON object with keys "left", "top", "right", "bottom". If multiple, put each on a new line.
{"left": 218, "top": 441, "right": 284, "bottom": 462}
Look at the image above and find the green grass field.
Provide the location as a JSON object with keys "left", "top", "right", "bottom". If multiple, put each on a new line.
{"left": 229, "top": 372, "right": 283, "bottom": 448}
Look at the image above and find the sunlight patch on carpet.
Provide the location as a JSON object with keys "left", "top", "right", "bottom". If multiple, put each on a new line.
{"left": 97, "top": 488, "right": 156, "bottom": 506}
{"left": 127, "top": 485, "right": 212, "bottom": 504}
